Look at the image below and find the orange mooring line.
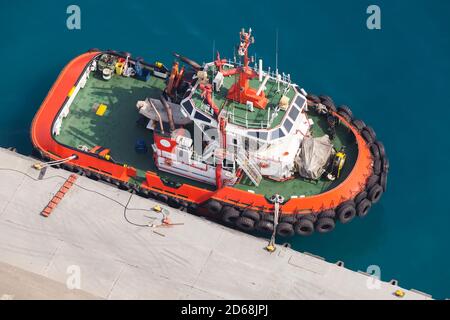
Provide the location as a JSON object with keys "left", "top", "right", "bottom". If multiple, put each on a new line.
{"left": 41, "top": 174, "right": 78, "bottom": 217}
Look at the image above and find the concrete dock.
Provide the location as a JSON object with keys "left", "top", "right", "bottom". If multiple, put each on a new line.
{"left": 0, "top": 148, "right": 431, "bottom": 300}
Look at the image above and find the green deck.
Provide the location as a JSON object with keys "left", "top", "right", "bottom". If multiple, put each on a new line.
{"left": 55, "top": 72, "right": 215, "bottom": 190}
{"left": 56, "top": 69, "right": 357, "bottom": 198}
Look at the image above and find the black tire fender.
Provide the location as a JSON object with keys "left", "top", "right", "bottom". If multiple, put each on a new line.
{"left": 307, "top": 94, "right": 320, "bottom": 104}
{"left": 157, "top": 193, "right": 169, "bottom": 203}
{"left": 373, "top": 159, "right": 382, "bottom": 175}
{"left": 261, "top": 214, "right": 275, "bottom": 222}
{"left": 352, "top": 119, "right": 366, "bottom": 131}
{"left": 242, "top": 209, "right": 260, "bottom": 221}
{"left": 380, "top": 172, "right": 388, "bottom": 192}
{"left": 276, "top": 222, "right": 295, "bottom": 238}
{"left": 337, "top": 110, "right": 352, "bottom": 123}
{"left": 256, "top": 220, "right": 274, "bottom": 234}
{"left": 179, "top": 201, "right": 189, "bottom": 209}
{"left": 337, "top": 105, "right": 353, "bottom": 122}
{"left": 294, "top": 219, "right": 314, "bottom": 236}
{"left": 337, "top": 105, "right": 353, "bottom": 119}
{"left": 362, "top": 129, "right": 374, "bottom": 144}
{"left": 221, "top": 206, "right": 240, "bottom": 224}
{"left": 364, "top": 126, "right": 377, "bottom": 140}
{"left": 61, "top": 163, "right": 74, "bottom": 172}
{"left": 319, "top": 95, "right": 334, "bottom": 105}
{"left": 119, "top": 181, "right": 130, "bottom": 191}
{"left": 375, "top": 141, "right": 386, "bottom": 158}
{"left": 72, "top": 165, "right": 82, "bottom": 174}
{"left": 187, "top": 204, "right": 198, "bottom": 214}
{"left": 280, "top": 214, "right": 296, "bottom": 224}
{"left": 81, "top": 168, "right": 89, "bottom": 177}
{"left": 138, "top": 188, "right": 149, "bottom": 198}
{"left": 321, "top": 99, "right": 336, "bottom": 112}
{"left": 319, "top": 95, "right": 336, "bottom": 112}
{"left": 101, "top": 174, "right": 112, "bottom": 183}
{"left": 356, "top": 199, "right": 372, "bottom": 217}
{"left": 111, "top": 179, "right": 121, "bottom": 188}
{"left": 315, "top": 217, "right": 336, "bottom": 233}
{"left": 318, "top": 210, "right": 336, "bottom": 220}
{"left": 368, "top": 184, "right": 383, "bottom": 204}
{"left": 168, "top": 197, "right": 181, "bottom": 209}
{"left": 354, "top": 191, "right": 368, "bottom": 205}
{"left": 369, "top": 143, "right": 381, "bottom": 159}
{"left": 235, "top": 216, "right": 255, "bottom": 232}
{"left": 382, "top": 157, "right": 390, "bottom": 173}
{"left": 206, "top": 200, "right": 222, "bottom": 215}
{"left": 299, "top": 213, "right": 317, "bottom": 223}
{"left": 366, "top": 174, "right": 380, "bottom": 190}
{"left": 336, "top": 201, "right": 356, "bottom": 224}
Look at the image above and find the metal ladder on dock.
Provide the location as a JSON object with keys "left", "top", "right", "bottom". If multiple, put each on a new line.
{"left": 236, "top": 148, "right": 262, "bottom": 186}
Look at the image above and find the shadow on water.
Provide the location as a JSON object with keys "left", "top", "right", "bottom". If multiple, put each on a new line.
{"left": 248, "top": 204, "right": 385, "bottom": 266}
{"left": 289, "top": 205, "right": 386, "bottom": 263}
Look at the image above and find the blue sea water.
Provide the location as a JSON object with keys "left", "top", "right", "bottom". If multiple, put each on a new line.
{"left": 1, "top": 0, "right": 449, "bottom": 298}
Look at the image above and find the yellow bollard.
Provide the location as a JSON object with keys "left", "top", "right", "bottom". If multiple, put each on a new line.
{"left": 394, "top": 289, "right": 405, "bottom": 298}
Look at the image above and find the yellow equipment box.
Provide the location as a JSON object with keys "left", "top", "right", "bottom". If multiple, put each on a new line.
{"left": 96, "top": 104, "right": 107, "bottom": 116}
{"left": 115, "top": 62, "right": 125, "bottom": 75}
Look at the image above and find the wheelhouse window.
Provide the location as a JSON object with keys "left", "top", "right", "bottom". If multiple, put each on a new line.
{"left": 182, "top": 100, "right": 194, "bottom": 115}
{"left": 194, "top": 111, "right": 211, "bottom": 123}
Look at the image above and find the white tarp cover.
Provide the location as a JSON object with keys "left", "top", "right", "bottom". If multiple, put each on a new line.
{"left": 296, "top": 135, "right": 333, "bottom": 180}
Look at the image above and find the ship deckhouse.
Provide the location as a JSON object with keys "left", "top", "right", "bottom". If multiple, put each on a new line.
{"left": 152, "top": 28, "right": 312, "bottom": 187}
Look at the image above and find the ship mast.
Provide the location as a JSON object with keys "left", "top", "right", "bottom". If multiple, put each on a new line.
{"left": 224, "top": 28, "right": 269, "bottom": 110}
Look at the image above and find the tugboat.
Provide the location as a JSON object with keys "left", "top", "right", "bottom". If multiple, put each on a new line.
{"left": 31, "top": 28, "right": 389, "bottom": 237}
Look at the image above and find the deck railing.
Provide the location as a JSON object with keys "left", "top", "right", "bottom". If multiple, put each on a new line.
{"left": 224, "top": 106, "right": 281, "bottom": 129}
{"left": 224, "top": 60, "right": 292, "bottom": 86}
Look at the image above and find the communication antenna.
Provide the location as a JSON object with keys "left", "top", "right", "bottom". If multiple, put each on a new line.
{"left": 275, "top": 28, "right": 280, "bottom": 92}
{"left": 212, "top": 39, "right": 216, "bottom": 78}
{"left": 212, "top": 39, "right": 215, "bottom": 102}
{"left": 275, "top": 28, "right": 279, "bottom": 76}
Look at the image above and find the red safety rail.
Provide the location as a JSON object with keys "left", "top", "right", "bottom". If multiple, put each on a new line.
{"left": 41, "top": 174, "right": 78, "bottom": 217}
